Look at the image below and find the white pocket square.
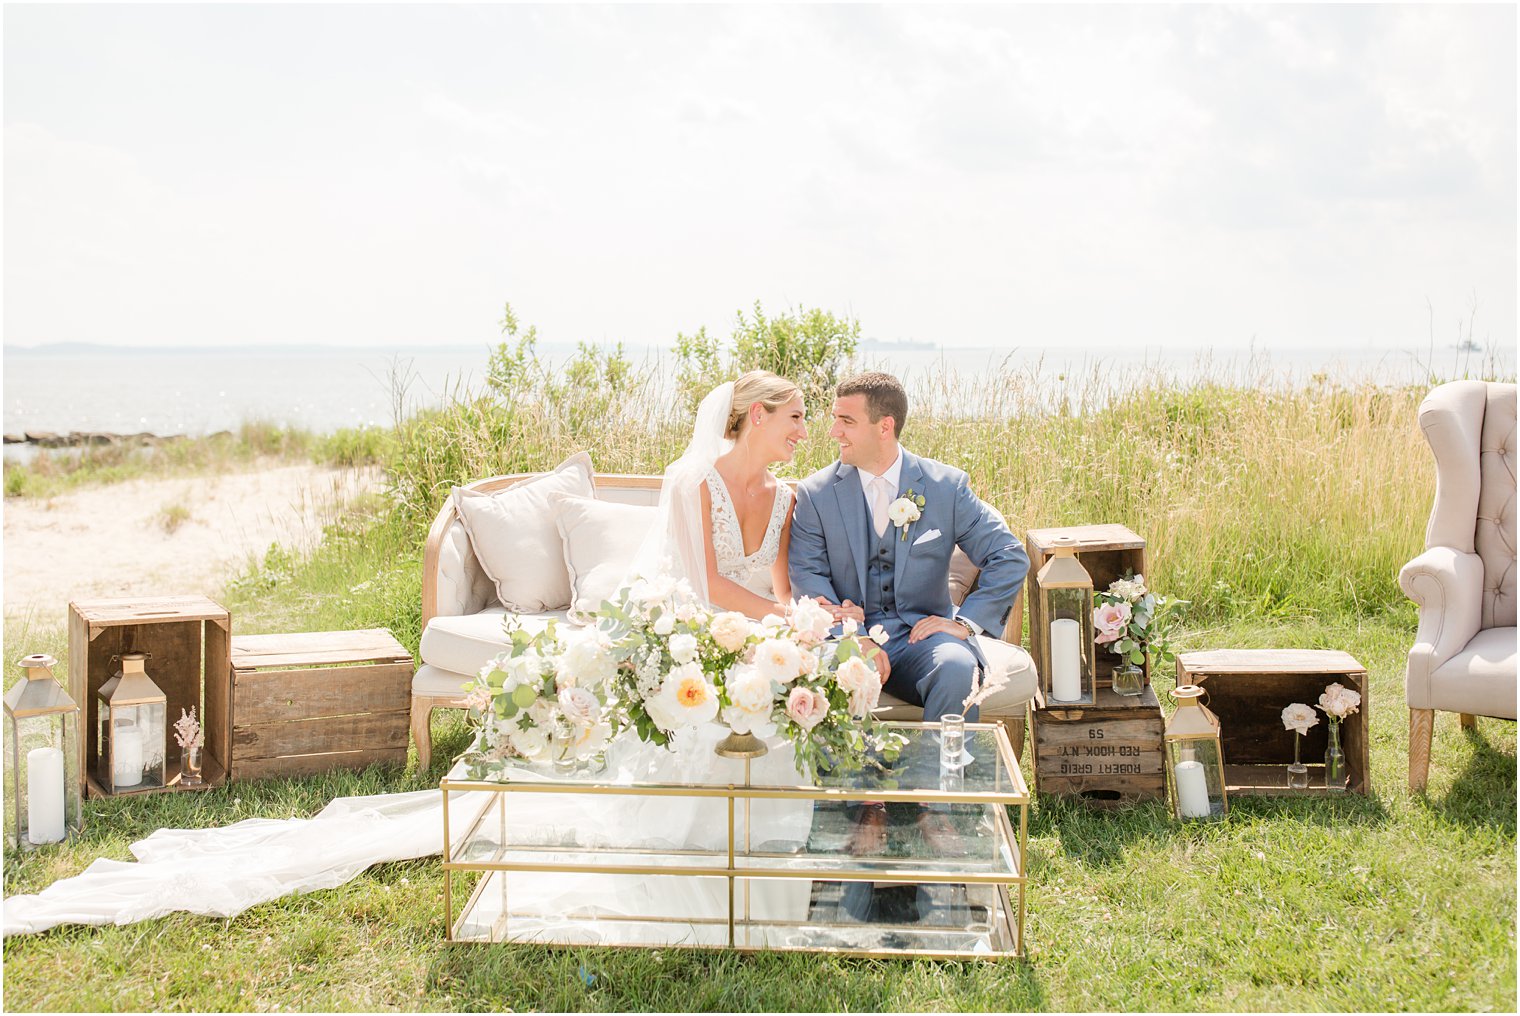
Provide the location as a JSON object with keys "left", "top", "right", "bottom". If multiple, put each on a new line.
{"left": 912, "top": 528, "right": 942, "bottom": 547}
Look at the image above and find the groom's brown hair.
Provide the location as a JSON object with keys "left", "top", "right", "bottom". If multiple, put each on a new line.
{"left": 836, "top": 371, "right": 908, "bottom": 439}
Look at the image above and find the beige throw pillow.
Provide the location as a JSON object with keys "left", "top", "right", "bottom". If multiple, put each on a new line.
{"left": 451, "top": 452, "right": 594, "bottom": 612}
{"left": 550, "top": 492, "right": 657, "bottom": 613}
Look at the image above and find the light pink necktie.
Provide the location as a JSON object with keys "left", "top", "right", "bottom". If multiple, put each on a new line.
{"left": 871, "top": 476, "right": 891, "bottom": 538}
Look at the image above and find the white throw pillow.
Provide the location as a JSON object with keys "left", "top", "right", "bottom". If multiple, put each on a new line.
{"left": 550, "top": 492, "right": 657, "bottom": 613}
{"left": 451, "top": 452, "right": 595, "bottom": 612}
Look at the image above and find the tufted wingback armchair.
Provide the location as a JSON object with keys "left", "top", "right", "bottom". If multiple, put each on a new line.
{"left": 1399, "top": 380, "right": 1517, "bottom": 792}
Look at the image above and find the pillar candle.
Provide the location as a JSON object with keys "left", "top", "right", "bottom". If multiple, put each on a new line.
{"left": 1175, "top": 758, "right": 1212, "bottom": 818}
{"left": 1050, "top": 618, "right": 1082, "bottom": 702}
{"left": 26, "top": 746, "right": 66, "bottom": 844}
{"left": 113, "top": 723, "right": 144, "bottom": 788}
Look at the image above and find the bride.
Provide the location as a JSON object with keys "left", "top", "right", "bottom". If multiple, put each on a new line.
{"left": 3, "top": 373, "right": 845, "bottom": 940}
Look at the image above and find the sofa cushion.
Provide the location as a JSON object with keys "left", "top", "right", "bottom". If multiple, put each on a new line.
{"left": 451, "top": 452, "right": 594, "bottom": 613}
{"left": 1429, "top": 626, "right": 1518, "bottom": 719}
{"left": 419, "top": 606, "right": 570, "bottom": 680}
{"left": 551, "top": 493, "right": 657, "bottom": 614}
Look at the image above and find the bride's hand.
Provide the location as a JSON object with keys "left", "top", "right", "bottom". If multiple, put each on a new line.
{"left": 832, "top": 599, "right": 865, "bottom": 624}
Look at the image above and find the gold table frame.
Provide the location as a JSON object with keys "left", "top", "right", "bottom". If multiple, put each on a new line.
{"left": 440, "top": 721, "right": 1029, "bottom": 959}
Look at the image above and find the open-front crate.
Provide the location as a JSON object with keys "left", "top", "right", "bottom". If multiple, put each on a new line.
{"left": 67, "top": 596, "right": 231, "bottom": 796}
{"left": 1026, "top": 524, "right": 1147, "bottom": 690}
{"left": 1176, "top": 649, "right": 1370, "bottom": 796}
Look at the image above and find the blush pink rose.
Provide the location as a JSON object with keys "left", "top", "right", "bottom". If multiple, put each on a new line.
{"left": 785, "top": 686, "right": 830, "bottom": 730}
{"left": 1093, "top": 602, "right": 1132, "bottom": 645}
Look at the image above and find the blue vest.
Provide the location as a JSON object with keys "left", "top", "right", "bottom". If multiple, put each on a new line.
{"left": 862, "top": 500, "right": 897, "bottom": 622}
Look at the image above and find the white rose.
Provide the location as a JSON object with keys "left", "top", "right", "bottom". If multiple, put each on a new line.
{"left": 669, "top": 632, "right": 699, "bottom": 665}
{"left": 709, "top": 611, "right": 754, "bottom": 653}
{"left": 754, "top": 637, "right": 805, "bottom": 684}
{"left": 508, "top": 723, "right": 549, "bottom": 760}
{"left": 834, "top": 654, "right": 876, "bottom": 696}
{"left": 653, "top": 612, "right": 676, "bottom": 636}
{"left": 557, "top": 686, "right": 602, "bottom": 728}
{"left": 556, "top": 628, "right": 617, "bottom": 688}
{"left": 848, "top": 680, "right": 881, "bottom": 718}
{"left": 788, "top": 597, "right": 835, "bottom": 644}
{"left": 887, "top": 497, "right": 921, "bottom": 527}
{"left": 723, "top": 666, "right": 778, "bottom": 737}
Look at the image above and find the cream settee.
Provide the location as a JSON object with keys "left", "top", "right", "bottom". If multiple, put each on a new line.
{"left": 411, "top": 458, "right": 1038, "bottom": 769}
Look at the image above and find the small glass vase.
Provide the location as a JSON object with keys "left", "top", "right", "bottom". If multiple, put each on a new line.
{"left": 1112, "top": 661, "right": 1144, "bottom": 697}
{"left": 1286, "top": 733, "right": 1309, "bottom": 790}
{"left": 180, "top": 745, "right": 203, "bottom": 787}
{"left": 1324, "top": 721, "right": 1349, "bottom": 792}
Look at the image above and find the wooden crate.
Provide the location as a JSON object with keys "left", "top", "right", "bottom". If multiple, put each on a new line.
{"left": 1030, "top": 684, "right": 1165, "bottom": 808}
{"left": 68, "top": 596, "right": 232, "bottom": 797}
{"left": 1026, "top": 524, "right": 1148, "bottom": 690}
{"left": 230, "top": 629, "right": 413, "bottom": 780}
{"left": 1176, "top": 649, "right": 1371, "bottom": 796}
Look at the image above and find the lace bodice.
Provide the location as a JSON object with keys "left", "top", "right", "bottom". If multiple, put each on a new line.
{"left": 705, "top": 466, "right": 792, "bottom": 595}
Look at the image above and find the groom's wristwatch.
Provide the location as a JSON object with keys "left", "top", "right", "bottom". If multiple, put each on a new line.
{"left": 953, "top": 616, "right": 975, "bottom": 637}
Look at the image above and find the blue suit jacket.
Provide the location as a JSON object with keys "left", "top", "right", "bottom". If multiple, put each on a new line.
{"left": 788, "top": 449, "right": 1028, "bottom": 637}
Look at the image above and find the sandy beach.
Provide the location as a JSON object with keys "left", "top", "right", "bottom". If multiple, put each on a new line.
{"left": 3, "top": 462, "right": 381, "bottom": 624}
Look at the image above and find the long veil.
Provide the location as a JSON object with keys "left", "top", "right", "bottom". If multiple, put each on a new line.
{"left": 626, "top": 381, "right": 734, "bottom": 605}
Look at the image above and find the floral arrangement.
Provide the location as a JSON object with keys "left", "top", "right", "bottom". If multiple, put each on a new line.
{"left": 462, "top": 618, "right": 618, "bottom": 771}
{"left": 1317, "top": 682, "right": 1362, "bottom": 726}
{"left": 460, "top": 574, "right": 906, "bottom": 779}
{"left": 173, "top": 707, "right": 203, "bottom": 752}
{"left": 1092, "top": 573, "right": 1182, "bottom": 668}
{"left": 598, "top": 578, "right": 904, "bottom": 777}
{"left": 1281, "top": 702, "right": 1319, "bottom": 737}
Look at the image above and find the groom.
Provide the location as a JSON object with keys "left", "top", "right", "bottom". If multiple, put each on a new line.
{"left": 788, "top": 370, "right": 1029, "bottom": 727}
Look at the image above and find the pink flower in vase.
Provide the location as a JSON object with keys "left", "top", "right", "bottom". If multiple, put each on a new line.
{"left": 1093, "top": 601, "right": 1132, "bottom": 645}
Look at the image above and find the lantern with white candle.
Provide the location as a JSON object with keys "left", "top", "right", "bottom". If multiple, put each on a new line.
{"left": 1033, "top": 536, "right": 1096, "bottom": 706}
{"left": 94, "top": 652, "right": 168, "bottom": 794}
{"left": 4, "top": 654, "right": 83, "bottom": 848}
{"left": 1164, "top": 684, "right": 1228, "bottom": 821}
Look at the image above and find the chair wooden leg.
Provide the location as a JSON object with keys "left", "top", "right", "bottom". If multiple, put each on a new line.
{"left": 1010, "top": 711, "right": 1026, "bottom": 762}
{"left": 1460, "top": 713, "right": 1478, "bottom": 730}
{"left": 411, "top": 700, "right": 434, "bottom": 772}
{"left": 1409, "top": 708, "right": 1435, "bottom": 793}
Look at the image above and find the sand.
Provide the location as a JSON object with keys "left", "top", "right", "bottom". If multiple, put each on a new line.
{"left": 3, "top": 463, "right": 382, "bottom": 625}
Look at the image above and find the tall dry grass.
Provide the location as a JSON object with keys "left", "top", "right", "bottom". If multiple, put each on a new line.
{"left": 372, "top": 354, "right": 1444, "bottom": 627}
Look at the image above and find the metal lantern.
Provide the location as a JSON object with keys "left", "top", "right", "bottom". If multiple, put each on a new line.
{"left": 95, "top": 652, "right": 168, "bottom": 794}
{"left": 4, "top": 654, "right": 83, "bottom": 848}
{"left": 1165, "top": 684, "right": 1229, "bottom": 821}
{"left": 1035, "top": 537, "right": 1096, "bottom": 706}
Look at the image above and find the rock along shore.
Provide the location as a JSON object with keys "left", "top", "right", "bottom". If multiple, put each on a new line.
{"left": 4, "top": 431, "right": 233, "bottom": 448}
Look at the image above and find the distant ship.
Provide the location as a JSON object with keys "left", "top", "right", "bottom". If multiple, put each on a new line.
{"left": 1452, "top": 339, "right": 1483, "bottom": 353}
{"left": 860, "top": 337, "right": 937, "bottom": 352}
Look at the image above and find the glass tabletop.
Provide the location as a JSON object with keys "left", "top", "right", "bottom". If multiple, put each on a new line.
{"left": 443, "top": 721, "right": 1029, "bottom": 804}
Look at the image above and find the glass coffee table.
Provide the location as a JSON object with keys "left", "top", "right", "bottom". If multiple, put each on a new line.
{"left": 441, "top": 721, "right": 1029, "bottom": 958}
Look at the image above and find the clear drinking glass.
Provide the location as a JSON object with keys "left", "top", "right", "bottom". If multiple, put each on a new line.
{"left": 940, "top": 713, "right": 966, "bottom": 769}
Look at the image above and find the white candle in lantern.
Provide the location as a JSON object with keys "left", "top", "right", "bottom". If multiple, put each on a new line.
{"left": 1050, "top": 618, "right": 1082, "bottom": 702}
{"left": 26, "top": 746, "right": 66, "bottom": 844}
{"left": 113, "top": 722, "right": 144, "bottom": 788}
{"left": 1175, "top": 758, "right": 1211, "bottom": 818}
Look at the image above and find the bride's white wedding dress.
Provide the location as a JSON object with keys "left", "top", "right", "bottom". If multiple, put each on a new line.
{"left": 5, "top": 384, "right": 817, "bottom": 940}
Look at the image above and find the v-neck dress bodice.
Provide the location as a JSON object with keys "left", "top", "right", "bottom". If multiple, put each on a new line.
{"left": 704, "top": 466, "right": 792, "bottom": 597}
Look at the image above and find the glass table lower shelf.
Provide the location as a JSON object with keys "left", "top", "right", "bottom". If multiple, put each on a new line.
{"left": 441, "top": 721, "right": 1029, "bottom": 959}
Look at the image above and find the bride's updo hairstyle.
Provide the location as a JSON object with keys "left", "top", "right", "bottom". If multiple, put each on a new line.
{"left": 725, "top": 370, "right": 803, "bottom": 438}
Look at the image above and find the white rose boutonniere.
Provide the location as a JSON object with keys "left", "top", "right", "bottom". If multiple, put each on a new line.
{"left": 888, "top": 488, "right": 927, "bottom": 541}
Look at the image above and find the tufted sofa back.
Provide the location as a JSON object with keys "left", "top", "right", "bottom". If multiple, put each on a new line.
{"left": 1418, "top": 380, "right": 1517, "bottom": 629}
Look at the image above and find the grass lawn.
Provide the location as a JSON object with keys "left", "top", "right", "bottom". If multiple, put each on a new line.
{"left": 3, "top": 600, "right": 1513, "bottom": 1012}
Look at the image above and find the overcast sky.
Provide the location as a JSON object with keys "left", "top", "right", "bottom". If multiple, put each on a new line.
{"left": 3, "top": 3, "right": 1514, "bottom": 351}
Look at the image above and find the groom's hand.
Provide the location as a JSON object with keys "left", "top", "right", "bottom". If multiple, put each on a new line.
{"left": 908, "top": 616, "right": 969, "bottom": 643}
